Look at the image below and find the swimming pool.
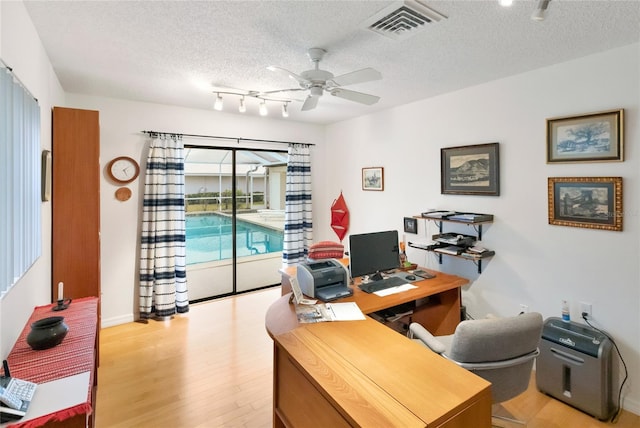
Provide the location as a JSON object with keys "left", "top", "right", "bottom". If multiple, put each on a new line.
{"left": 186, "top": 213, "right": 284, "bottom": 265}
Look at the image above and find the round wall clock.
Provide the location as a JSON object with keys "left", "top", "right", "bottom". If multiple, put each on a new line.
{"left": 107, "top": 156, "right": 140, "bottom": 184}
{"left": 115, "top": 187, "right": 132, "bottom": 202}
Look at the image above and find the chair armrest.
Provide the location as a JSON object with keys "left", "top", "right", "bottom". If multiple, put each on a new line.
{"left": 454, "top": 349, "right": 540, "bottom": 371}
{"left": 409, "top": 323, "right": 447, "bottom": 354}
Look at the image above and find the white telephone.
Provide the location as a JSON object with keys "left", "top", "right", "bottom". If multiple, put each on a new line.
{"left": 0, "top": 360, "right": 36, "bottom": 422}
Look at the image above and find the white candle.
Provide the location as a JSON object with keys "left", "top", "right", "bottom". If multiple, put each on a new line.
{"left": 58, "top": 282, "right": 63, "bottom": 301}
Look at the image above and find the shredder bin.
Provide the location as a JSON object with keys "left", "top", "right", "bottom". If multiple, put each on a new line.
{"left": 536, "top": 317, "right": 613, "bottom": 420}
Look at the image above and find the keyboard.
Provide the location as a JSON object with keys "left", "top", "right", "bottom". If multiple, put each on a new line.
{"left": 359, "top": 276, "right": 408, "bottom": 293}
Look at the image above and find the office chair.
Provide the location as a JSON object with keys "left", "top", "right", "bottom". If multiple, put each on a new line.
{"left": 409, "top": 312, "right": 543, "bottom": 426}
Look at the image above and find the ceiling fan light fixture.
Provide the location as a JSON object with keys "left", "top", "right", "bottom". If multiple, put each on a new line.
{"left": 259, "top": 100, "right": 268, "bottom": 116}
{"left": 531, "top": 0, "right": 551, "bottom": 21}
{"left": 309, "top": 86, "right": 323, "bottom": 97}
{"left": 214, "top": 93, "right": 223, "bottom": 111}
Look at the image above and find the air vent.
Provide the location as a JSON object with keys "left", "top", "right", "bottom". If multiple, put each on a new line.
{"left": 363, "top": 1, "right": 447, "bottom": 40}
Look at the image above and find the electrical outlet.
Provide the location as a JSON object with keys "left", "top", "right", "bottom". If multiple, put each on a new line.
{"left": 520, "top": 304, "right": 529, "bottom": 314}
{"left": 580, "top": 301, "right": 592, "bottom": 318}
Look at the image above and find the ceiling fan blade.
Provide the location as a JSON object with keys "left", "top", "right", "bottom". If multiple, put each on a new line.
{"left": 267, "top": 66, "right": 308, "bottom": 85}
{"left": 259, "top": 88, "right": 306, "bottom": 96}
{"left": 330, "top": 68, "right": 382, "bottom": 87}
{"left": 330, "top": 88, "right": 380, "bottom": 105}
{"left": 301, "top": 94, "right": 320, "bottom": 111}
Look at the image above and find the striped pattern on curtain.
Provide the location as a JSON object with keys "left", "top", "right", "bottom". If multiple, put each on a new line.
{"left": 139, "top": 134, "right": 189, "bottom": 319}
{"left": 282, "top": 143, "right": 313, "bottom": 266}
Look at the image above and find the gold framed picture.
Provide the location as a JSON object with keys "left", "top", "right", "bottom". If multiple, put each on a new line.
{"left": 548, "top": 177, "right": 622, "bottom": 231}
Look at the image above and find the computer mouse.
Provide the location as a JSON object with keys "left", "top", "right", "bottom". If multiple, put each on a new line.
{"left": 406, "top": 275, "right": 416, "bottom": 281}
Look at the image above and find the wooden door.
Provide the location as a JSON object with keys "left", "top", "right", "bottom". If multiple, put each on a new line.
{"left": 52, "top": 107, "right": 100, "bottom": 301}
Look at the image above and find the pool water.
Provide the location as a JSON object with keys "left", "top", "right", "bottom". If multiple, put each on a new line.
{"left": 186, "top": 213, "right": 283, "bottom": 265}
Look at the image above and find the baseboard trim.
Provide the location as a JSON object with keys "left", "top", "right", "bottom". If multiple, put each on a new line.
{"left": 101, "top": 314, "right": 134, "bottom": 328}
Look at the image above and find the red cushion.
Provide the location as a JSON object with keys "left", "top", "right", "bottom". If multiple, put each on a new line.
{"left": 308, "top": 241, "right": 344, "bottom": 259}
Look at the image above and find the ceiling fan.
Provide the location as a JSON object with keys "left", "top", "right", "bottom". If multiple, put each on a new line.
{"left": 264, "top": 48, "right": 382, "bottom": 111}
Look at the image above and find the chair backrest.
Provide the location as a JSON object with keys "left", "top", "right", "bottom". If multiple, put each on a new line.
{"left": 447, "top": 312, "right": 543, "bottom": 403}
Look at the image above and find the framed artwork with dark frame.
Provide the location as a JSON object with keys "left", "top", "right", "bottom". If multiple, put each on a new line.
{"left": 548, "top": 177, "right": 622, "bottom": 232}
{"left": 546, "top": 109, "right": 624, "bottom": 163}
{"left": 403, "top": 217, "right": 418, "bottom": 234}
{"left": 441, "top": 142, "right": 500, "bottom": 196}
{"left": 362, "top": 167, "right": 384, "bottom": 191}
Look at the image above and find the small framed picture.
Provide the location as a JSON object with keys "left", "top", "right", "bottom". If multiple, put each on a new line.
{"left": 546, "top": 109, "right": 624, "bottom": 163}
{"left": 41, "top": 150, "right": 51, "bottom": 202}
{"left": 548, "top": 177, "right": 622, "bottom": 231}
{"left": 441, "top": 143, "right": 500, "bottom": 196}
{"left": 362, "top": 167, "right": 384, "bottom": 191}
{"left": 404, "top": 217, "right": 418, "bottom": 234}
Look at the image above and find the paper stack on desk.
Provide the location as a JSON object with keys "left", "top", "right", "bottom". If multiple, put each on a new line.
{"left": 295, "top": 302, "right": 365, "bottom": 323}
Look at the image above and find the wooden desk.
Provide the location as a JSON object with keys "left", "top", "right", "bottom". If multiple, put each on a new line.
{"left": 265, "top": 294, "right": 492, "bottom": 427}
{"left": 280, "top": 262, "right": 468, "bottom": 336}
{"left": 1, "top": 297, "right": 99, "bottom": 428}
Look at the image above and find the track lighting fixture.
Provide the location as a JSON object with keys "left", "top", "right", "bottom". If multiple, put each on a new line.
{"left": 211, "top": 91, "right": 292, "bottom": 118}
{"left": 214, "top": 93, "right": 223, "bottom": 111}
{"left": 259, "top": 100, "right": 268, "bottom": 116}
{"left": 531, "top": 0, "right": 551, "bottom": 21}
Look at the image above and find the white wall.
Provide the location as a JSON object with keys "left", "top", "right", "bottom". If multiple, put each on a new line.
{"left": 0, "top": 1, "right": 65, "bottom": 357}
{"left": 319, "top": 43, "right": 640, "bottom": 413}
{"left": 3, "top": 0, "right": 639, "bottom": 415}
{"left": 64, "top": 93, "right": 325, "bottom": 327}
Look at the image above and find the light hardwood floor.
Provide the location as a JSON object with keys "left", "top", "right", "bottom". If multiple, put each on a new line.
{"left": 96, "top": 287, "right": 639, "bottom": 427}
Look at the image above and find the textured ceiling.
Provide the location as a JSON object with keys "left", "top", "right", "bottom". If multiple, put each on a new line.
{"left": 23, "top": 0, "right": 640, "bottom": 125}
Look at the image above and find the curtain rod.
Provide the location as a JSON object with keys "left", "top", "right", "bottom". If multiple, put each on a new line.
{"left": 0, "top": 58, "right": 39, "bottom": 103}
{"left": 140, "top": 130, "right": 313, "bottom": 146}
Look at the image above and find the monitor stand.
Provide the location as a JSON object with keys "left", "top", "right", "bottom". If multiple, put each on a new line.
{"left": 370, "top": 272, "right": 384, "bottom": 281}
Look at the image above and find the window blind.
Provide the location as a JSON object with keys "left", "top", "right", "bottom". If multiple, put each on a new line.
{"left": 0, "top": 64, "right": 41, "bottom": 298}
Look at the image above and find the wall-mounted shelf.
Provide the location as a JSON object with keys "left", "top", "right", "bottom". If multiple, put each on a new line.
{"left": 410, "top": 212, "right": 495, "bottom": 273}
{"left": 415, "top": 214, "right": 493, "bottom": 240}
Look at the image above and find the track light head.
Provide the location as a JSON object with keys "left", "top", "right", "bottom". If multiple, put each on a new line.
{"left": 238, "top": 96, "right": 246, "bottom": 113}
{"left": 259, "top": 100, "right": 268, "bottom": 116}
{"left": 281, "top": 103, "right": 289, "bottom": 118}
{"left": 531, "top": 0, "right": 551, "bottom": 21}
{"left": 214, "top": 93, "right": 223, "bottom": 111}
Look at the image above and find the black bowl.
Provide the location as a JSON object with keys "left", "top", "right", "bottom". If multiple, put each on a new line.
{"left": 26, "top": 316, "right": 69, "bottom": 350}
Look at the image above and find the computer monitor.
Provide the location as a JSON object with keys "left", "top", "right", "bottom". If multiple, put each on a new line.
{"left": 348, "top": 230, "right": 400, "bottom": 280}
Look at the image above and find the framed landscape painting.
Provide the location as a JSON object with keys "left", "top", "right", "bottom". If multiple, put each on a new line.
{"left": 546, "top": 109, "right": 624, "bottom": 163}
{"left": 441, "top": 142, "right": 500, "bottom": 196}
{"left": 362, "top": 167, "right": 384, "bottom": 191}
{"left": 548, "top": 177, "right": 622, "bottom": 231}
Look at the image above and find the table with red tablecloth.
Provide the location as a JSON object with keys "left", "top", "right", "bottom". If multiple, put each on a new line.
{"left": 1, "top": 297, "right": 99, "bottom": 428}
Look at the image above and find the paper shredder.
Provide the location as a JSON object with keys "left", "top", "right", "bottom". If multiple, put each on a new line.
{"left": 536, "top": 317, "right": 614, "bottom": 420}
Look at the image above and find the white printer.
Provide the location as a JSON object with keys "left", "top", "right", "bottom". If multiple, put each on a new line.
{"left": 296, "top": 259, "right": 352, "bottom": 302}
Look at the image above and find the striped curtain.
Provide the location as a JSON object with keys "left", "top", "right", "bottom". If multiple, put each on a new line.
{"left": 139, "top": 134, "right": 189, "bottom": 319}
{"left": 282, "top": 143, "right": 313, "bottom": 266}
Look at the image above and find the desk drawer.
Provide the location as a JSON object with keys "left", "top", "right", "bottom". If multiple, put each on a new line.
{"left": 275, "top": 347, "right": 351, "bottom": 428}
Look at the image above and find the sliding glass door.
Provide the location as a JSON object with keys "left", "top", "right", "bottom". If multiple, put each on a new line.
{"left": 184, "top": 146, "right": 287, "bottom": 301}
